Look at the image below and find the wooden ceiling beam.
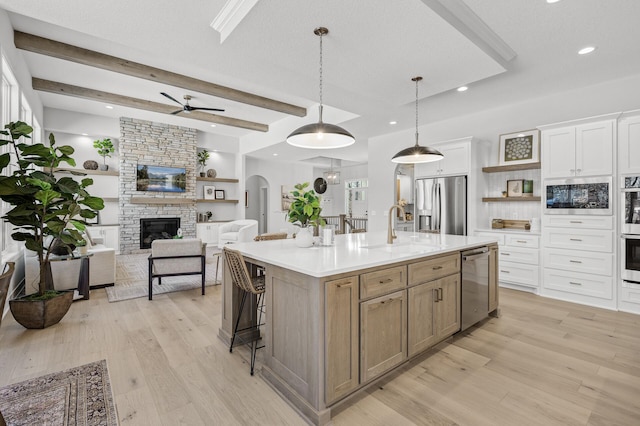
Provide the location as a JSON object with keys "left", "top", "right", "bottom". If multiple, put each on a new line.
{"left": 32, "top": 78, "right": 269, "bottom": 132}
{"left": 15, "top": 31, "right": 307, "bottom": 117}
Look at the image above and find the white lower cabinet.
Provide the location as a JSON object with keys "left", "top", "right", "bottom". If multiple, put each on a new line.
{"left": 196, "top": 223, "right": 220, "bottom": 246}
{"left": 475, "top": 230, "right": 540, "bottom": 290}
{"left": 542, "top": 215, "right": 615, "bottom": 309}
{"left": 90, "top": 225, "right": 119, "bottom": 253}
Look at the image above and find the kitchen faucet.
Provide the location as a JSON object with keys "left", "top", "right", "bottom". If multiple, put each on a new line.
{"left": 387, "top": 204, "right": 406, "bottom": 244}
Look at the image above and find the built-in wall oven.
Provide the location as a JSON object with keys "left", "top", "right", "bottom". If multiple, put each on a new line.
{"left": 621, "top": 176, "right": 640, "bottom": 283}
{"left": 544, "top": 176, "right": 612, "bottom": 215}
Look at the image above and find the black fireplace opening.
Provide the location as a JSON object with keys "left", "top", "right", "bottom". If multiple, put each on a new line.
{"left": 140, "top": 217, "right": 180, "bottom": 249}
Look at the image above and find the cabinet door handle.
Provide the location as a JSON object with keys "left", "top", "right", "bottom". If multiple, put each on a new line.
{"left": 576, "top": 169, "right": 582, "bottom": 174}
{"left": 438, "top": 288, "right": 443, "bottom": 301}
{"left": 570, "top": 238, "right": 582, "bottom": 242}
{"left": 569, "top": 260, "right": 582, "bottom": 264}
{"left": 378, "top": 278, "right": 393, "bottom": 284}
{"left": 570, "top": 169, "right": 575, "bottom": 174}
{"left": 500, "top": 270, "right": 510, "bottom": 273}
{"left": 569, "top": 221, "right": 582, "bottom": 224}
{"left": 432, "top": 265, "right": 443, "bottom": 270}
{"left": 433, "top": 288, "right": 439, "bottom": 302}
{"left": 516, "top": 240, "right": 527, "bottom": 244}
{"left": 501, "top": 253, "right": 510, "bottom": 256}
{"left": 569, "top": 281, "right": 582, "bottom": 286}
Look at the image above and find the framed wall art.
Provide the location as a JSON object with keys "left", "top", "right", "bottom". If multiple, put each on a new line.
{"left": 203, "top": 185, "right": 216, "bottom": 200}
{"left": 507, "top": 179, "right": 524, "bottom": 197}
{"left": 214, "top": 189, "right": 226, "bottom": 200}
{"left": 498, "top": 129, "right": 540, "bottom": 166}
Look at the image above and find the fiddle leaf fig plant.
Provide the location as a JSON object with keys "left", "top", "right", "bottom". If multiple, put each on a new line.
{"left": 287, "top": 182, "right": 325, "bottom": 228}
{"left": 93, "top": 138, "right": 114, "bottom": 166}
{"left": 0, "top": 121, "right": 105, "bottom": 296}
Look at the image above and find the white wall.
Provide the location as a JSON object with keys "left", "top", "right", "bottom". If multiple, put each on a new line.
{"left": 368, "top": 73, "right": 640, "bottom": 233}
{"left": 0, "top": 9, "right": 43, "bottom": 124}
{"left": 245, "top": 156, "right": 314, "bottom": 235}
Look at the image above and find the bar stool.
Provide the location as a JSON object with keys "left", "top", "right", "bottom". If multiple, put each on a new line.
{"left": 223, "top": 247, "right": 266, "bottom": 375}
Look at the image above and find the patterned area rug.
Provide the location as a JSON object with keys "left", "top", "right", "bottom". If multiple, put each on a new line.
{"left": 105, "top": 248, "right": 221, "bottom": 302}
{"left": 0, "top": 360, "right": 117, "bottom": 426}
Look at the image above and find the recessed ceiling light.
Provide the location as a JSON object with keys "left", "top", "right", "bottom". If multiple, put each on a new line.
{"left": 457, "top": 86, "right": 468, "bottom": 92}
{"left": 105, "top": 105, "right": 114, "bottom": 109}
{"left": 389, "top": 121, "right": 397, "bottom": 125}
{"left": 273, "top": 153, "right": 278, "bottom": 156}
{"left": 81, "top": 133, "right": 88, "bottom": 136}
{"left": 210, "top": 124, "right": 216, "bottom": 127}
{"left": 546, "top": 0, "right": 561, "bottom": 4}
{"left": 578, "top": 46, "right": 596, "bottom": 55}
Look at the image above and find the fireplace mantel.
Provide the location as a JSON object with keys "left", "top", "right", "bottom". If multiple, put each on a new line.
{"left": 130, "top": 197, "right": 195, "bottom": 205}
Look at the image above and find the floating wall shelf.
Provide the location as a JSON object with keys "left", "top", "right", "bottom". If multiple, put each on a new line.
{"left": 195, "top": 199, "right": 239, "bottom": 204}
{"left": 52, "top": 167, "right": 119, "bottom": 176}
{"left": 481, "top": 162, "right": 541, "bottom": 173}
{"left": 196, "top": 177, "right": 239, "bottom": 183}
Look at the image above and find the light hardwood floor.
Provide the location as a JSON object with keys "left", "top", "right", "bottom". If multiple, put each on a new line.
{"left": 1, "top": 287, "right": 639, "bottom": 425}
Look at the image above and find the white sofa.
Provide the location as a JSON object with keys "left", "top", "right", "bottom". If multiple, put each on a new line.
{"left": 218, "top": 220, "right": 259, "bottom": 248}
{"left": 24, "top": 233, "right": 116, "bottom": 295}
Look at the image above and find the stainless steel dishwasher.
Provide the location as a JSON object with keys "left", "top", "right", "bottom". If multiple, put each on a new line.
{"left": 461, "top": 246, "right": 490, "bottom": 331}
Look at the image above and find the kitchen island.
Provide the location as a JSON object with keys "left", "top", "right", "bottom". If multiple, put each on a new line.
{"left": 218, "top": 231, "right": 499, "bottom": 425}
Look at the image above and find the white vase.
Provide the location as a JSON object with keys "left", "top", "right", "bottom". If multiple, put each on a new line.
{"left": 295, "top": 227, "right": 314, "bottom": 248}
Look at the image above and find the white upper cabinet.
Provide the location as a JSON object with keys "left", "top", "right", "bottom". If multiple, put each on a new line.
{"left": 541, "top": 116, "right": 616, "bottom": 179}
{"left": 618, "top": 110, "right": 640, "bottom": 175}
{"left": 414, "top": 140, "right": 470, "bottom": 178}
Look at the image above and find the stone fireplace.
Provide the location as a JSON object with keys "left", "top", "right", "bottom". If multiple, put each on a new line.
{"left": 118, "top": 117, "right": 197, "bottom": 254}
{"left": 140, "top": 217, "right": 180, "bottom": 249}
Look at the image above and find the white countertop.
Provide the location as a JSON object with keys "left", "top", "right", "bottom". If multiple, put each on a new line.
{"left": 230, "top": 231, "right": 499, "bottom": 278}
{"left": 475, "top": 227, "right": 541, "bottom": 236}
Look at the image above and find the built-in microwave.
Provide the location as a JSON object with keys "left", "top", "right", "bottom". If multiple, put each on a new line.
{"left": 622, "top": 176, "right": 640, "bottom": 234}
{"left": 544, "top": 176, "right": 612, "bottom": 215}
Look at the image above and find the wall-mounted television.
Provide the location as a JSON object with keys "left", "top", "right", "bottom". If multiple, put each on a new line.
{"left": 137, "top": 164, "right": 186, "bottom": 192}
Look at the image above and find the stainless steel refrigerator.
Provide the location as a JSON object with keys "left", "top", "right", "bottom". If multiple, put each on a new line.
{"left": 415, "top": 175, "right": 467, "bottom": 235}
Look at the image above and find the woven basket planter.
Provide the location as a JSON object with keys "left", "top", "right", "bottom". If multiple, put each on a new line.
{"left": 9, "top": 291, "right": 74, "bottom": 329}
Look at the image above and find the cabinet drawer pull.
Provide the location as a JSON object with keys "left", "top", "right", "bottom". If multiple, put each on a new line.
{"left": 516, "top": 240, "right": 527, "bottom": 244}
{"left": 501, "top": 253, "right": 510, "bottom": 256}
{"left": 432, "top": 265, "right": 443, "bottom": 270}
{"left": 569, "top": 260, "right": 582, "bottom": 264}
{"left": 378, "top": 278, "right": 393, "bottom": 284}
{"left": 380, "top": 297, "right": 396, "bottom": 305}
{"left": 500, "top": 270, "right": 510, "bottom": 273}
{"left": 569, "top": 238, "right": 582, "bottom": 242}
{"left": 569, "top": 281, "right": 582, "bottom": 286}
{"left": 569, "top": 221, "right": 582, "bottom": 224}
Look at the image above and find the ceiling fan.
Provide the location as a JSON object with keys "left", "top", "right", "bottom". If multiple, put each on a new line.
{"left": 160, "top": 92, "right": 225, "bottom": 115}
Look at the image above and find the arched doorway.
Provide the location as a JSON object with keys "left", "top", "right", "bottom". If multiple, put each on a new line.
{"left": 246, "top": 175, "right": 269, "bottom": 234}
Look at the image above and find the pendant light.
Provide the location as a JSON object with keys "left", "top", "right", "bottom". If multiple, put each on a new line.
{"left": 286, "top": 27, "right": 355, "bottom": 149}
{"left": 391, "top": 77, "right": 444, "bottom": 164}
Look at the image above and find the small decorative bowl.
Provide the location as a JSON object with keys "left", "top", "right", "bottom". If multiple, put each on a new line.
{"left": 83, "top": 160, "right": 99, "bottom": 170}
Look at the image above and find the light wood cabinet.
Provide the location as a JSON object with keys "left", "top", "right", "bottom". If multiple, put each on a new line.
{"left": 360, "top": 290, "right": 407, "bottom": 382}
{"left": 407, "top": 253, "right": 462, "bottom": 358}
{"left": 325, "top": 276, "right": 359, "bottom": 403}
{"left": 435, "top": 274, "right": 461, "bottom": 338}
{"left": 541, "top": 118, "right": 614, "bottom": 178}
{"left": 489, "top": 245, "right": 499, "bottom": 313}
{"left": 407, "top": 281, "right": 437, "bottom": 356}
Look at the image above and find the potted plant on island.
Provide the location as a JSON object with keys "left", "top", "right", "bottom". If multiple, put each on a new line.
{"left": 287, "top": 182, "right": 325, "bottom": 248}
{"left": 197, "top": 149, "right": 210, "bottom": 177}
{"left": 93, "top": 137, "right": 115, "bottom": 171}
{"left": 0, "top": 121, "right": 104, "bottom": 329}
